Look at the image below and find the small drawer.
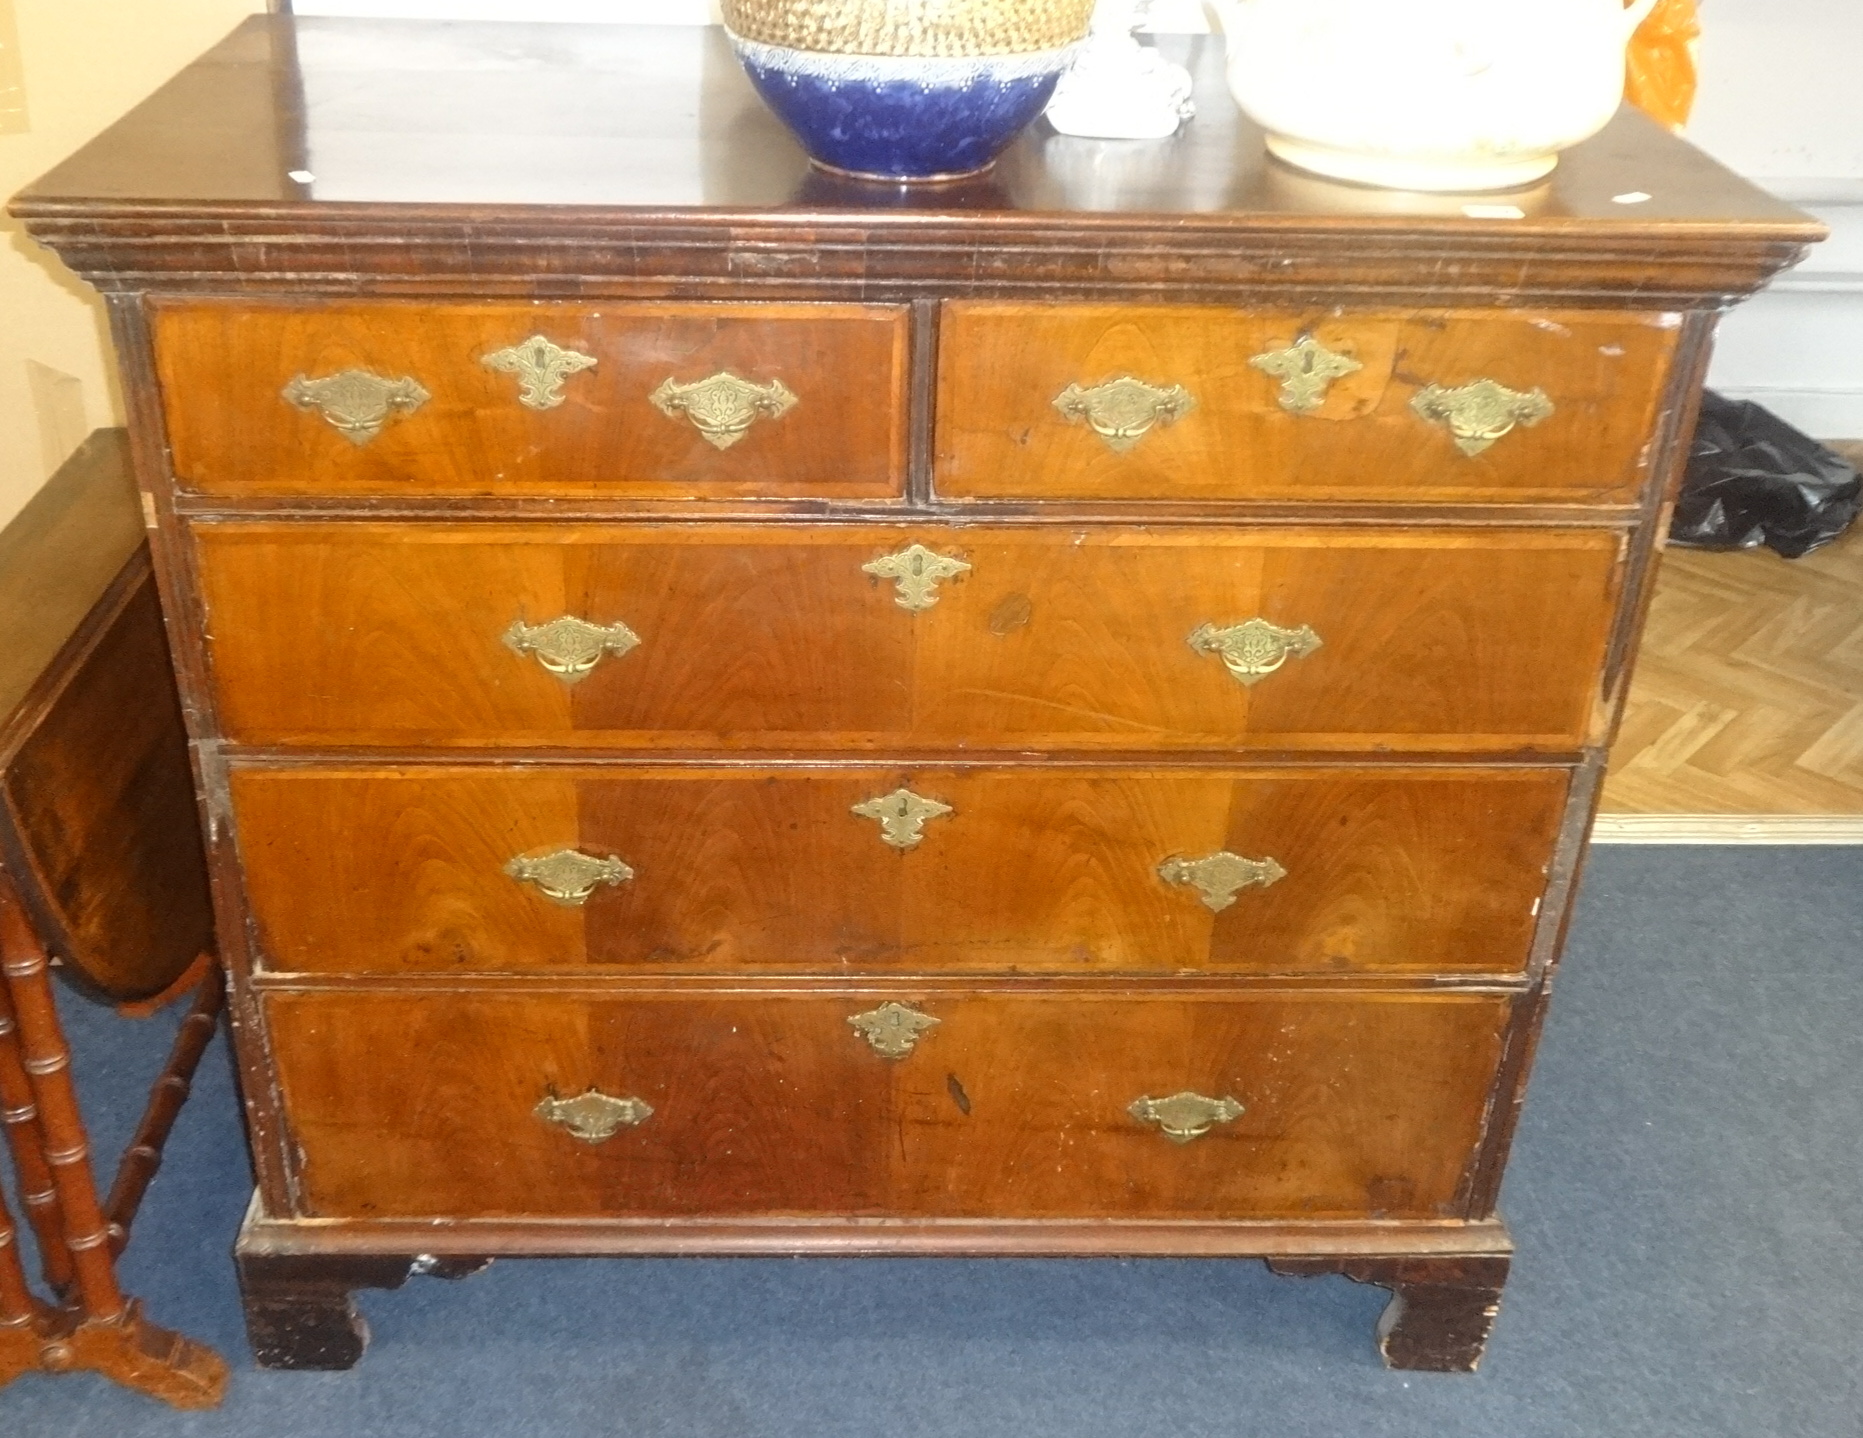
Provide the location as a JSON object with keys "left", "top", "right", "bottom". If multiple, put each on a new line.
{"left": 266, "top": 989, "right": 1511, "bottom": 1221}
{"left": 194, "top": 522, "right": 1621, "bottom": 753}
{"left": 151, "top": 300, "right": 908, "bottom": 499}
{"left": 234, "top": 764, "right": 1568, "bottom": 979}
{"left": 936, "top": 303, "right": 1680, "bottom": 505}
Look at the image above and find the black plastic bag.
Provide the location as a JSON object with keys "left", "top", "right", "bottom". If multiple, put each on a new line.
{"left": 1669, "top": 391, "right": 1861, "bottom": 558}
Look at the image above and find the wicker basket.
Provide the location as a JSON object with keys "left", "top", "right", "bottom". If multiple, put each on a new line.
{"left": 720, "top": 0, "right": 1095, "bottom": 57}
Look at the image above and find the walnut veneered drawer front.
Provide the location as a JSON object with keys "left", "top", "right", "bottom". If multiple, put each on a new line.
{"left": 232, "top": 764, "right": 1568, "bottom": 978}
{"left": 150, "top": 300, "right": 908, "bottom": 499}
{"left": 265, "top": 989, "right": 1509, "bottom": 1221}
{"left": 937, "top": 304, "right": 1679, "bottom": 504}
{"left": 194, "top": 523, "right": 1621, "bottom": 752}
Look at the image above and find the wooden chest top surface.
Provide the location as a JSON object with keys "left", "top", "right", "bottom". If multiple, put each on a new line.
{"left": 9, "top": 19, "right": 1820, "bottom": 307}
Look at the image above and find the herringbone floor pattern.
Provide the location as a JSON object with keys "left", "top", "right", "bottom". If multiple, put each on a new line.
{"left": 1603, "top": 442, "right": 1863, "bottom": 815}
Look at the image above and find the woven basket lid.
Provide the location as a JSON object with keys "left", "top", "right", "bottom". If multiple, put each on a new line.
{"left": 721, "top": 0, "right": 1095, "bottom": 57}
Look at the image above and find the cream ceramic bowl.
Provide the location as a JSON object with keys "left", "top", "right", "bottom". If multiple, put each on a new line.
{"left": 1206, "top": 0, "right": 1658, "bottom": 191}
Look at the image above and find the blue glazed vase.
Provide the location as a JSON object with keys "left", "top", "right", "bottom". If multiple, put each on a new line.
{"left": 730, "top": 38, "right": 1077, "bottom": 181}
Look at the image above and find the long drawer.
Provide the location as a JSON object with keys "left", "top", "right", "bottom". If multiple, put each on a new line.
{"left": 937, "top": 303, "right": 1678, "bottom": 504}
{"left": 151, "top": 300, "right": 909, "bottom": 499}
{"left": 194, "top": 523, "right": 1621, "bottom": 752}
{"left": 266, "top": 989, "right": 1511, "bottom": 1221}
{"left": 233, "top": 764, "right": 1566, "bottom": 978}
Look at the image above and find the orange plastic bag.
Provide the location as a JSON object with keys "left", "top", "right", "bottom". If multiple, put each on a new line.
{"left": 1626, "top": 0, "right": 1700, "bottom": 131}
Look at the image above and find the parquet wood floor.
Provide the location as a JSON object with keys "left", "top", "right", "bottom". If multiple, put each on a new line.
{"left": 1602, "top": 442, "right": 1863, "bottom": 816}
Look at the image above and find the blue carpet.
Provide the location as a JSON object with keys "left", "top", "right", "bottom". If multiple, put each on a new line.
{"left": 5, "top": 846, "right": 1860, "bottom": 1435}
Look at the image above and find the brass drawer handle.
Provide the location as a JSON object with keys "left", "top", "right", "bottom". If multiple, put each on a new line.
{"left": 862, "top": 543, "right": 971, "bottom": 612}
{"left": 535, "top": 1089, "right": 653, "bottom": 1143}
{"left": 482, "top": 334, "right": 597, "bottom": 410}
{"left": 1249, "top": 336, "right": 1363, "bottom": 413}
{"left": 1188, "top": 619, "right": 1322, "bottom": 687}
{"left": 1410, "top": 378, "right": 1554, "bottom": 456}
{"left": 282, "top": 369, "right": 430, "bottom": 445}
{"left": 650, "top": 370, "right": 797, "bottom": 449}
{"left": 1053, "top": 375, "right": 1195, "bottom": 452}
{"left": 1129, "top": 1091, "right": 1244, "bottom": 1144}
{"left": 504, "top": 848, "right": 634, "bottom": 906}
{"left": 1158, "top": 851, "right": 1286, "bottom": 912}
{"left": 847, "top": 1001, "right": 940, "bottom": 1059}
{"left": 852, "top": 788, "right": 953, "bottom": 850}
{"left": 503, "top": 615, "right": 640, "bottom": 685}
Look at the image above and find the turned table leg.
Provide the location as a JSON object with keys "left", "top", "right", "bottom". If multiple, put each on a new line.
{"left": 0, "top": 994, "right": 73, "bottom": 1300}
{"left": 0, "top": 878, "right": 228, "bottom": 1407}
{"left": 0, "top": 1166, "right": 49, "bottom": 1387}
{"left": 1267, "top": 1253, "right": 1511, "bottom": 1373}
{"left": 105, "top": 963, "right": 225, "bottom": 1257}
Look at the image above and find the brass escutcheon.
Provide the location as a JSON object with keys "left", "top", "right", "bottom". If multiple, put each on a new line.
{"left": 1188, "top": 619, "right": 1322, "bottom": 687}
{"left": 482, "top": 335, "right": 598, "bottom": 410}
{"left": 1410, "top": 378, "right": 1555, "bottom": 456}
{"left": 281, "top": 369, "right": 430, "bottom": 445}
{"left": 1052, "top": 376, "right": 1196, "bottom": 452}
{"left": 1249, "top": 336, "right": 1363, "bottom": 413}
{"left": 1128, "top": 1091, "right": 1244, "bottom": 1144}
{"left": 862, "top": 543, "right": 972, "bottom": 612}
{"left": 503, "top": 616, "right": 640, "bottom": 685}
{"left": 1158, "top": 851, "right": 1287, "bottom": 912}
{"left": 535, "top": 1089, "right": 653, "bottom": 1143}
{"left": 851, "top": 788, "right": 953, "bottom": 849}
{"left": 847, "top": 1001, "right": 940, "bottom": 1059}
{"left": 650, "top": 371, "right": 797, "bottom": 449}
{"left": 504, "top": 849, "right": 634, "bottom": 906}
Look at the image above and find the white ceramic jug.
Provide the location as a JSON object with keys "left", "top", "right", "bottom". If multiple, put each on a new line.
{"left": 1205, "top": 0, "right": 1659, "bottom": 191}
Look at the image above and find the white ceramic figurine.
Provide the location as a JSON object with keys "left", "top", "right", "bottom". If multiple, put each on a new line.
{"left": 1045, "top": 0, "right": 1196, "bottom": 140}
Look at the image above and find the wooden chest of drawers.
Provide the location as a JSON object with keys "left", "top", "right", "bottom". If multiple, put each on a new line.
{"left": 13, "top": 18, "right": 1819, "bottom": 1374}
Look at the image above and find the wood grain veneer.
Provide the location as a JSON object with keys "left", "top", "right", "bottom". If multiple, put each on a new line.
{"left": 7, "top": 14, "right": 1821, "bottom": 1374}
{"left": 0, "top": 432, "right": 227, "bottom": 1406}
{"left": 266, "top": 989, "right": 1511, "bottom": 1222}
{"left": 2, "top": 575, "right": 212, "bottom": 1002}
{"left": 0, "top": 431, "right": 143, "bottom": 723}
{"left": 230, "top": 764, "right": 1568, "bottom": 978}
{"left": 938, "top": 304, "right": 1678, "bottom": 504}
{"left": 153, "top": 301, "right": 909, "bottom": 500}
{"left": 193, "top": 522, "right": 1622, "bottom": 753}
{"left": 0, "top": 433, "right": 213, "bottom": 1004}
{"left": 8, "top": 29, "right": 1819, "bottom": 309}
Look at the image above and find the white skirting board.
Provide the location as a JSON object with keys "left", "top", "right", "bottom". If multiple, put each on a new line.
{"left": 1705, "top": 197, "right": 1863, "bottom": 440}
{"left": 1592, "top": 814, "right": 1863, "bottom": 845}
{"left": 1710, "top": 386, "right": 1863, "bottom": 443}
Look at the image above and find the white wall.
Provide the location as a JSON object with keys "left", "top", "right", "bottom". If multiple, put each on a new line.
{"left": 1687, "top": 0, "right": 1863, "bottom": 185}
{"left": 1707, "top": 201, "right": 1863, "bottom": 438}
{"left": 1677, "top": 0, "right": 1863, "bottom": 438}
{"left": 291, "top": 1, "right": 718, "bottom": 18}
{"left": 0, "top": 0, "right": 263, "bottom": 527}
